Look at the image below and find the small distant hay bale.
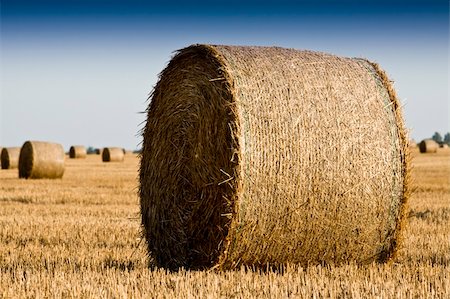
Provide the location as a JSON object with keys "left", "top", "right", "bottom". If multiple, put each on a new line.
{"left": 419, "top": 139, "right": 438, "bottom": 153}
{"left": 95, "top": 148, "right": 102, "bottom": 155}
{"left": 409, "top": 140, "right": 417, "bottom": 148}
{"left": 19, "top": 141, "right": 65, "bottom": 179}
{"left": 440, "top": 143, "right": 448, "bottom": 149}
{"left": 69, "top": 145, "right": 87, "bottom": 159}
{"left": 1, "top": 147, "right": 21, "bottom": 169}
{"left": 140, "top": 45, "right": 410, "bottom": 270}
{"left": 102, "top": 147, "right": 124, "bottom": 162}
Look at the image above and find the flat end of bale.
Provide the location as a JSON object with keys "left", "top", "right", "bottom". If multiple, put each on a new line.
{"left": 140, "top": 44, "right": 239, "bottom": 270}
{"left": 18, "top": 141, "right": 34, "bottom": 178}
{"left": 0, "top": 148, "right": 8, "bottom": 169}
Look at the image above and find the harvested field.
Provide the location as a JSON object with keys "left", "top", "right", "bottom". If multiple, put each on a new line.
{"left": 0, "top": 149, "right": 449, "bottom": 298}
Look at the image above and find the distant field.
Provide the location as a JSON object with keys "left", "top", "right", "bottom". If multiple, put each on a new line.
{"left": 1, "top": 150, "right": 449, "bottom": 298}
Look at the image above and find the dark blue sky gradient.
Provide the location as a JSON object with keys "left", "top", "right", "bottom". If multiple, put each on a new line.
{"left": 2, "top": 0, "right": 448, "bottom": 16}
{"left": 2, "top": 0, "right": 448, "bottom": 35}
{"left": 2, "top": 0, "right": 447, "bottom": 52}
{"left": 1, "top": 0, "right": 448, "bottom": 149}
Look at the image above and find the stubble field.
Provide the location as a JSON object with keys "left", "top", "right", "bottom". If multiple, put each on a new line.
{"left": 0, "top": 149, "right": 449, "bottom": 298}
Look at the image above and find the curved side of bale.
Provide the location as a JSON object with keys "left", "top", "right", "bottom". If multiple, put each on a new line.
{"left": 19, "top": 141, "right": 65, "bottom": 179}
{"left": 419, "top": 139, "right": 438, "bottom": 153}
{"left": 102, "top": 147, "right": 124, "bottom": 162}
{"left": 140, "top": 44, "right": 409, "bottom": 270}
{"left": 69, "top": 145, "right": 87, "bottom": 159}
{"left": 1, "top": 147, "right": 21, "bottom": 169}
{"left": 362, "top": 61, "right": 410, "bottom": 263}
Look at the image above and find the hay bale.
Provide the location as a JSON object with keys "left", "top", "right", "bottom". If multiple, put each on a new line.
{"left": 102, "top": 147, "right": 124, "bottom": 162}
{"left": 69, "top": 145, "right": 87, "bottom": 159}
{"left": 419, "top": 139, "right": 438, "bottom": 153}
{"left": 95, "top": 148, "right": 102, "bottom": 155}
{"left": 409, "top": 140, "right": 417, "bottom": 148}
{"left": 139, "top": 45, "right": 410, "bottom": 270}
{"left": 1, "top": 147, "right": 21, "bottom": 169}
{"left": 19, "top": 141, "right": 65, "bottom": 179}
{"left": 442, "top": 144, "right": 449, "bottom": 149}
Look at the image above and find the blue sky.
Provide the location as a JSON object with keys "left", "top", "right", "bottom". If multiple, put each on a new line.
{"left": 1, "top": 0, "right": 448, "bottom": 150}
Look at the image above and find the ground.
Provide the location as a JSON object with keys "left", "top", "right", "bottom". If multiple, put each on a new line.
{"left": 0, "top": 149, "right": 449, "bottom": 298}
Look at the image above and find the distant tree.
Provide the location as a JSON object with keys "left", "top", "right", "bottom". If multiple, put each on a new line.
{"left": 86, "top": 146, "right": 97, "bottom": 154}
{"left": 444, "top": 133, "right": 450, "bottom": 145}
{"left": 432, "top": 132, "right": 442, "bottom": 143}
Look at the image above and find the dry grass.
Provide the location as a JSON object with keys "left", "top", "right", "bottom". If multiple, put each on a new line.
{"left": 0, "top": 149, "right": 449, "bottom": 298}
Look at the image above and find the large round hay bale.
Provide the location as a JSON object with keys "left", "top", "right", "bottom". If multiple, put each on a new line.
{"left": 19, "top": 141, "right": 65, "bottom": 179}
{"left": 69, "top": 145, "right": 87, "bottom": 159}
{"left": 1, "top": 147, "right": 21, "bottom": 169}
{"left": 139, "top": 45, "right": 410, "bottom": 270}
{"left": 419, "top": 139, "right": 438, "bottom": 153}
{"left": 102, "top": 147, "right": 124, "bottom": 162}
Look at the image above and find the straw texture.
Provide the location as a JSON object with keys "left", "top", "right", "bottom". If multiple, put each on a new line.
{"left": 419, "top": 139, "right": 438, "bottom": 153}
{"left": 1, "top": 147, "right": 21, "bottom": 169}
{"left": 19, "top": 141, "right": 65, "bottom": 179}
{"left": 69, "top": 145, "right": 87, "bottom": 159}
{"left": 102, "top": 147, "right": 124, "bottom": 162}
{"left": 139, "top": 45, "right": 410, "bottom": 270}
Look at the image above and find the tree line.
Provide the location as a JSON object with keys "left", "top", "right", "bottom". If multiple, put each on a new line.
{"left": 431, "top": 132, "right": 450, "bottom": 145}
